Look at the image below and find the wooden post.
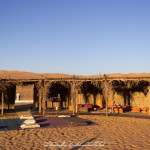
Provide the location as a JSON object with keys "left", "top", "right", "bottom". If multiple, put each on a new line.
{"left": 72, "top": 76, "right": 76, "bottom": 115}
{"left": 39, "top": 88, "right": 42, "bottom": 113}
{"left": 112, "top": 90, "right": 114, "bottom": 113}
{"left": 106, "top": 97, "right": 108, "bottom": 117}
{"left": 42, "top": 80, "right": 46, "bottom": 116}
{"left": 1, "top": 92, "right": 4, "bottom": 115}
{"left": 104, "top": 74, "right": 108, "bottom": 117}
{"left": 75, "top": 89, "right": 78, "bottom": 113}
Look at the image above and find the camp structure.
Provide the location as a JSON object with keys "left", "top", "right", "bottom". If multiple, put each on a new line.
{"left": 1, "top": 72, "right": 150, "bottom": 115}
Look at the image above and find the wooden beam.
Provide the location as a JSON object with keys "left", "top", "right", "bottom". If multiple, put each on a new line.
{"left": 1, "top": 76, "right": 150, "bottom": 84}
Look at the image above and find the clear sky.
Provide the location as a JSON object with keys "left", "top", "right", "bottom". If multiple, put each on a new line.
{"left": 0, "top": 0, "right": 150, "bottom": 75}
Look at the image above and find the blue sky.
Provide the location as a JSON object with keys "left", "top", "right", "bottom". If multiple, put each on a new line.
{"left": 0, "top": 0, "right": 150, "bottom": 75}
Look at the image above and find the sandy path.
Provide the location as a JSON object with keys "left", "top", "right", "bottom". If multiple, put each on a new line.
{"left": 0, "top": 115, "right": 150, "bottom": 150}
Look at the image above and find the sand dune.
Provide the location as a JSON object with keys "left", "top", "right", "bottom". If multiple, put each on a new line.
{"left": 0, "top": 115, "right": 150, "bottom": 149}
{"left": 0, "top": 70, "right": 150, "bottom": 80}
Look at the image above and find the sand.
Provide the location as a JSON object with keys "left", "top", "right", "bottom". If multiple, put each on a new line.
{"left": 0, "top": 115, "right": 150, "bottom": 150}
{"left": 0, "top": 70, "right": 150, "bottom": 79}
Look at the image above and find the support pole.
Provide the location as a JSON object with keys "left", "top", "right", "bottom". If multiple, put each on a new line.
{"left": 106, "top": 97, "right": 108, "bottom": 117}
{"left": 112, "top": 90, "right": 114, "bottom": 113}
{"left": 42, "top": 80, "right": 46, "bottom": 116}
{"left": 75, "top": 89, "right": 78, "bottom": 113}
{"left": 72, "top": 76, "right": 76, "bottom": 115}
{"left": 39, "top": 88, "right": 42, "bottom": 113}
{"left": 104, "top": 74, "right": 108, "bottom": 117}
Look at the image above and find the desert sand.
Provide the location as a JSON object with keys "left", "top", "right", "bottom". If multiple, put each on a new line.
{"left": 0, "top": 115, "right": 150, "bottom": 150}
{"left": 0, "top": 70, "right": 150, "bottom": 79}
